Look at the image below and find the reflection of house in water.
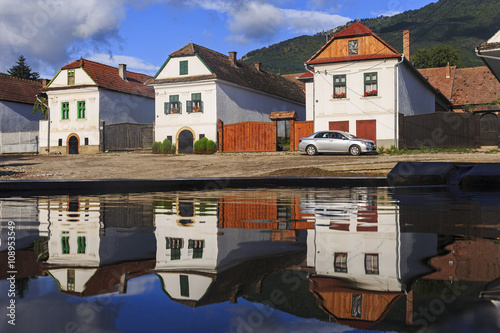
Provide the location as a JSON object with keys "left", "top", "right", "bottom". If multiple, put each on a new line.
{"left": 301, "top": 188, "right": 437, "bottom": 328}
{"left": 153, "top": 191, "right": 312, "bottom": 307}
{"left": 0, "top": 198, "right": 40, "bottom": 251}
{"left": 37, "top": 195, "right": 156, "bottom": 296}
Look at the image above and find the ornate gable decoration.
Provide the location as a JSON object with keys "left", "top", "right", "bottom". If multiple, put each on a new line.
{"left": 307, "top": 22, "right": 401, "bottom": 65}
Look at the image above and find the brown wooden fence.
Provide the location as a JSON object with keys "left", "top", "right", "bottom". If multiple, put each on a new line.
{"left": 218, "top": 120, "right": 276, "bottom": 152}
{"left": 399, "top": 113, "right": 480, "bottom": 149}
{"left": 103, "top": 123, "right": 153, "bottom": 151}
{"left": 290, "top": 120, "right": 314, "bottom": 151}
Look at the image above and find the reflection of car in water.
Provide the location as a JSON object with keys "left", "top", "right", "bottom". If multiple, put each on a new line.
{"left": 298, "top": 130, "right": 377, "bottom": 156}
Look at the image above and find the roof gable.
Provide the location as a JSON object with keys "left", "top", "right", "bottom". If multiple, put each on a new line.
{"left": 307, "top": 22, "right": 401, "bottom": 65}
{"left": 148, "top": 43, "right": 304, "bottom": 104}
{"left": 0, "top": 75, "right": 42, "bottom": 105}
{"left": 44, "top": 59, "right": 154, "bottom": 99}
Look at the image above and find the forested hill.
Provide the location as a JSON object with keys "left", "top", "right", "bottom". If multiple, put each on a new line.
{"left": 241, "top": 0, "right": 499, "bottom": 74}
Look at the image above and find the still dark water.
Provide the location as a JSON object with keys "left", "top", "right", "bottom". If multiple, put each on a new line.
{"left": 1, "top": 186, "right": 499, "bottom": 332}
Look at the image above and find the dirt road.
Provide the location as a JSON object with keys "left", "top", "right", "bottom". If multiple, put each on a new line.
{"left": 2, "top": 150, "right": 500, "bottom": 181}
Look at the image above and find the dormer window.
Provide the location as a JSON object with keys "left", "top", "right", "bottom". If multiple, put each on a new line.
{"left": 348, "top": 40, "right": 358, "bottom": 55}
{"left": 180, "top": 60, "right": 188, "bottom": 75}
{"left": 67, "top": 69, "right": 75, "bottom": 85}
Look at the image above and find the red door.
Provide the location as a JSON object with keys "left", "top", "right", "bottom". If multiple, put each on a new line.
{"left": 329, "top": 121, "right": 349, "bottom": 132}
{"left": 356, "top": 120, "right": 376, "bottom": 143}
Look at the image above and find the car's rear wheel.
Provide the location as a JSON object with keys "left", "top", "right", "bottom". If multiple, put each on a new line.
{"left": 306, "top": 145, "right": 318, "bottom": 156}
{"left": 349, "top": 145, "right": 361, "bottom": 156}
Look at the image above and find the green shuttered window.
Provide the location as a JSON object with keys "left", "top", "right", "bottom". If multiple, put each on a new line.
{"left": 62, "top": 102, "right": 69, "bottom": 120}
{"left": 186, "top": 93, "right": 203, "bottom": 113}
{"left": 164, "top": 95, "right": 181, "bottom": 115}
{"left": 180, "top": 60, "right": 188, "bottom": 75}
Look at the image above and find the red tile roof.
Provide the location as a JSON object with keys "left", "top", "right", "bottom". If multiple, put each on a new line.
{"left": 0, "top": 75, "right": 43, "bottom": 105}
{"left": 420, "top": 66, "right": 500, "bottom": 106}
{"left": 44, "top": 59, "right": 154, "bottom": 99}
{"left": 333, "top": 22, "right": 374, "bottom": 38}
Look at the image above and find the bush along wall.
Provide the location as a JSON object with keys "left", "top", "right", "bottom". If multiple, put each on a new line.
{"left": 152, "top": 139, "right": 176, "bottom": 154}
{"left": 194, "top": 137, "right": 216, "bottom": 154}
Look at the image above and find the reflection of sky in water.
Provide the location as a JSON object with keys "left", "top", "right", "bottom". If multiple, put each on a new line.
{"left": 1, "top": 187, "right": 499, "bottom": 332}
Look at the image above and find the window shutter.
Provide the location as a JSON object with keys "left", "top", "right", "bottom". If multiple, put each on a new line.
{"left": 186, "top": 100, "right": 192, "bottom": 113}
{"left": 178, "top": 101, "right": 182, "bottom": 114}
{"left": 164, "top": 102, "right": 170, "bottom": 114}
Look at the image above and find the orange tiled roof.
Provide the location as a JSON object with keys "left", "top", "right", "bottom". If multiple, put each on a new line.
{"left": 420, "top": 66, "right": 500, "bottom": 106}
{"left": 0, "top": 75, "right": 42, "bottom": 105}
{"left": 44, "top": 59, "right": 154, "bottom": 99}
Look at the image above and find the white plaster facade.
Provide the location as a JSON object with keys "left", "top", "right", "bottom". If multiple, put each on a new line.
{"left": 148, "top": 44, "right": 305, "bottom": 150}
{"left": 40, "top": 60, "right": 154, "bottom": 154}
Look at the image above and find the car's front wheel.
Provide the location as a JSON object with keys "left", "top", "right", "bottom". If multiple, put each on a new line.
{"left": 306, "top": 145, "right": 318, "bottom": 156}
{"left": 349, "top": 145, "right": 361, "bottom": 156}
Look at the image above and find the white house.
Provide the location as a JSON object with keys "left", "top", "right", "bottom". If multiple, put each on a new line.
{"left": 476, "top": 29, "right": 500, "bottom": 82}
{"left": 300, "top": 23, "right": 450, "bottom": 148}
{"left": 146, "top": 43, "right": 305, "bottom": 153}
{"left": 0, "top": 75, "right": 44, "bottom": 153}
{"left": 40, "top": 59, "right": 155, "bottom": 154}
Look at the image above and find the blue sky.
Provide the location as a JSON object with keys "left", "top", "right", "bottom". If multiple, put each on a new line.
{"left": 0, "top": 0, "right": 435, "bottom": 78}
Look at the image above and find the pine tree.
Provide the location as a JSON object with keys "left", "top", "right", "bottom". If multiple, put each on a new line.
{"left": 8, "top": 55, "right": 40, "bottom": 80}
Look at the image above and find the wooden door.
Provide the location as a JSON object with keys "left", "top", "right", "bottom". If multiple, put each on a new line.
{"left": 356, "top": 120, "right": 376, "bottom": 143}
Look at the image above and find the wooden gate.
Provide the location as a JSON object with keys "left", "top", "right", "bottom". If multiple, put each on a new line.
{"left": 329, "top": 121, "right": 349, "bottom": 132}
{"left": 219, "top": 121, "right": 276, "bottom": 152}
{"left": 356, "top": 119, "right": 377, "bottom": 143}
{"left": 104, "top": 123, "right": 153, "bottom": 151}
{"left": 480, "top": 113, "right": 499, "bottom": 146}
{"left": 291, "top": 121, "right": 314, "bottom": 151}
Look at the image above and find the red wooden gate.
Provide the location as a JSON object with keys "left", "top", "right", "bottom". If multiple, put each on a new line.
{"left": 220, "top": 121, "right": 276, "bottom": 152}
{"left": 329, "top": 121, "right": 349, "bottom": 132}
{"left": 291, "top": 121, "right": 314, "bottom": 151}
{"left": 356, "top": 119, "right": 377, "bottom": 143}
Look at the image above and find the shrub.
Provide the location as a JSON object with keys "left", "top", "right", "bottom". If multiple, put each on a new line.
{"left": 151, "top": 141, "right": 161, "bottom": 154}
{"left": 170, "top": 144, "right": 176, "bottom": 154}
{"left": 194, "top": 137, "right": 209, "bottom": 154}
{"left": 161, "top": 139, "right": 172, "bottom": 154}
{"left": 206, "top": 139, "right": 216, "bottom": 153}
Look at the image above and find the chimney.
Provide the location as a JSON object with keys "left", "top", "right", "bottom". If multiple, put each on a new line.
{"left": 254, "top": 62, "right": 262, "bottom": 71}
{"left": 41, "top": 79, "right": 48, "bottom": 87}
{"left": 403, "top": 30, "right": 410, "bottom": 61}
{"left": 119, "top": 64, "right": 127, "bottom": 81}
{"left": 446, "top": 62, "right": 451, "bottom": 79}
{"left": 229, "top": 51, "right": 237, "bottom": 66}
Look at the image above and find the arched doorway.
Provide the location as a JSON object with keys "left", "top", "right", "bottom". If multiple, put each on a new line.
{"left": 68, "top": 135, "right": 79, "bottom": 154}
{"left": 177, "top": 128, "right": 194, "bottom": 154}
{"left": 480, "top": 113, "right": 499, "bottom": 147}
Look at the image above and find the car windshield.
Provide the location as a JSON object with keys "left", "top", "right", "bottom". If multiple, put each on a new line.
{"left": 342, "top": 132, "right": 357, "bottom": 139}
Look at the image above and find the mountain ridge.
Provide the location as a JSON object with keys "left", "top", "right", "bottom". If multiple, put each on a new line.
{"left": 241, "top": 0, "right": 499, "bottom": 74}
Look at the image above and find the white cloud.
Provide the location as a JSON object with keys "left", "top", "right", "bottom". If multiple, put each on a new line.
{"left": 283, "top": 8, "right": 350, "bottom": 34}
{"left": 0, "top": 0, "right": 126, "bottom": 75}
{"left": 88, "top": 53, "right": 160, "bottom": 73}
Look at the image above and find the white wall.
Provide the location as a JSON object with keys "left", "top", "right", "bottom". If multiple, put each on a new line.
{"left": 99, "top": 89, "right": 154, "bottom": 124}
{"left": 153, "top": 80, "right": 218, "bottom": 143}
{"left": 49, "top": 68, "right": 94, "bottom": 87}
{"left": 155, "top": 55, "right": 212, "bottom": 80}
{"left": 0, "top": 100, "right": 43, "bottom": 153}
{"left": 216, "top": 80, "right": 306, "bottom": 124}
{"left": 398, "top": 63, "right": 436, "bottom": 116}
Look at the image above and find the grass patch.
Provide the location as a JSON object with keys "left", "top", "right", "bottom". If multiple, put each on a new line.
{"left": 377, "top": 145, "right": 478, "bottom": 155}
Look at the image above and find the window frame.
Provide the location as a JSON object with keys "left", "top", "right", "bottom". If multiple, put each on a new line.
{"left": 61, "top": 102, "right": 69, "bottom": 120}
{"left": 67, "top": 69, "right": 75, "bottom": 85}
{"left": 179, "top": 60, "right": 188, "bottom": 75}
{"left": 364, "top": 72, "right": 378, "bottom": 97}
{"left": 77, "top": 101, "right": 86, "bottom": 119}
{"left": 365, "top": 253, "right": 379, "bottom": 275}
{"left": 348, "top": 40, "right": 358, "bottom": 55}
{"left": 334, "top": 252, "right": 348, "bottom": 273}
{"left": 164, "top": 95, "right": 182, "bottom": 115}
{"left": 186, "top": 93, "right": 203, "bottom": 113}
{"left": 333, "top": 75, "right": 347, "bottom": 99}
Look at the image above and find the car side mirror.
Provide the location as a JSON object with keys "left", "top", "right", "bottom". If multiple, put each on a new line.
{"left": 342, "top": 137, "right": 347, "bottom": 140}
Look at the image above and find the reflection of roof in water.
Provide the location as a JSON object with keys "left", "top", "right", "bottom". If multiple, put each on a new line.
{"left": 309, "top": 276, "right": 403, "bottom": 330}
{"left": 157, "top": 250, "right": 306, "bottom": 308}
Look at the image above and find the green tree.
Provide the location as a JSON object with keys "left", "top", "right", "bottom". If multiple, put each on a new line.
{"left": 412, "top": 44, "right": 460, "bottom": 69}
{"left": 8, "top": 55, "right": 40, "bottom": 80}
{"left": 32, "top": 92, "right": 48, "bottom": 119}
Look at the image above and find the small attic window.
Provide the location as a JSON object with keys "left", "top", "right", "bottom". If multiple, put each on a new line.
{"left": 348, "top": 40, "right": 358, "bottom": 55}
{"left": 68, "top": 69, "right": 75, "bottom": 85}
{"left": 180, "top": 60, "right": 188, "bottom": 75}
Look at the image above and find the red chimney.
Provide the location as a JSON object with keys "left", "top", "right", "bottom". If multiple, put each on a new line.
{"left": 403, "top": 30, "right": 410, "bottom": 61}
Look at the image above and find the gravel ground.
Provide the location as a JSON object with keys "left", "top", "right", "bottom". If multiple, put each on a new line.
{"left": 1, "top": 150, "right": 500, "bottom": 180}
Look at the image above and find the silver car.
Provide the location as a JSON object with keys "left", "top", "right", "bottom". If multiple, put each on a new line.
{"left": 298, "top": 130, "right": 377, "bottom": 156}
